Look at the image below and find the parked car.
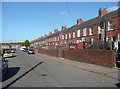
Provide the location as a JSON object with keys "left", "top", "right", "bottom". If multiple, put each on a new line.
{"left": 0, "top": 55, "right": 8, "bottom": 74}
{"left": 20, "top": 46, "right": 26, "bottom": 51}
{"left": 3, "top": 51, "right": 13, "bottom": 58}
{"left": 27, "top": 49, "right": 34, "bottom": 54}
{"left": 23, "top": 48, "right": 28, "bottom": 52}
{"left": 10, "top": 49, "right": 16, "bottom": 53}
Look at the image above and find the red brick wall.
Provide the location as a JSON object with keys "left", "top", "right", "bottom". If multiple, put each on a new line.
{"left": 38, "top": 48, "right": 59, "bottom": 57}
{"left": 63, "top": 49, "right": 116, "bottom": 67}
{"left": 45, "top": 49, "right": 59, "bottom": 57}
{"left": 37, "top": 47, "right": 116, "bottom": 67}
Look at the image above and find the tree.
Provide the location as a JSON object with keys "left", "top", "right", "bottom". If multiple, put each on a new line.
{"left": 24, "top": 40, "right": 30, "bottom": 48}
{"left": 19, "top": 40, "right": 30, "bottom": 48}
{"left": 19, "top": 42, "right": 25, "bottom": 46}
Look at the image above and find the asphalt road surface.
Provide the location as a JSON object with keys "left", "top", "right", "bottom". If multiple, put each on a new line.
{"left": 2, "top": 50, "right": 119, "bottom": 88}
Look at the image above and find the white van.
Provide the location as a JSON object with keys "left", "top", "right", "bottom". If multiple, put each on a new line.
{"left": 20, "top": 46, "right": 26, "bottom": 51}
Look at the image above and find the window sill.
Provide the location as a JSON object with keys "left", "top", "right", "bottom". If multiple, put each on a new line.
{"left": 89, "top": 34, "right": 93, "bottom": 36}
{"left": 107, "top": 29, "right": 114, "bottom": 32}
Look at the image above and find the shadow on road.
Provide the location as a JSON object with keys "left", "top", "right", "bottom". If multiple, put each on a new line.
{"left": 2, "top": 61, "right": 43, "bottom": 89}
{"left": 2, "top": 67, "right": 20, "bottom": 82}
{"left": 116, "top": 82, "right": 120, "bottom": 88}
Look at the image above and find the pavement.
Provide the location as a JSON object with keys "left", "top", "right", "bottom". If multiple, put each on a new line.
{"left": 37, "top": 53, "right": 120, "bottom": 81}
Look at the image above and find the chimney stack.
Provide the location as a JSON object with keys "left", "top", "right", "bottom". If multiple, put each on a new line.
{"left": 98, "top": 8, "right": 107, "bottom": 17}
{"left": 77, "top": 18, "right": 83, "bottom": 25}
{"left": 44, "top": 34, "right": 47, "bottom": 37}
{"left": 49, "top": 32, "right": 52, "bottom": 35}
{"left": 62, "top": 25, "right": 67, "bottom": 30}
{"left": 54, "top": 29, "right": 58, "bottom": 33}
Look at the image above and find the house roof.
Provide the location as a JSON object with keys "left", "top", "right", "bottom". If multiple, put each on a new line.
{"left": 31, "top": 8, "right": 120, "bottom": 43}
{"left": 63, "top": 8, "right": 120, "bottom": 33}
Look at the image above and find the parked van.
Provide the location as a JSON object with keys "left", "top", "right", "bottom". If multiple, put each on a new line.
{"left": 20, "top": 46, "right": 26, "bottom": 51}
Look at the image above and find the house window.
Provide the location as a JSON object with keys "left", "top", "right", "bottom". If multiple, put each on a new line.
{"left": 91, "top": 38, "right": 95, "bottom": 42}
{"left": 62, "top": 35, "right": 64, "bottom": 39}
{"left": 77, "top": 30, "right": 80, "bottom": 37}
{"left": 89, "top": 28, "right": 93, "bottom": 35}
{"left": 82, "top": 38, "right": 85, "bottom": 42}
{"left": 108, "top": 21, "right": 113, "bottom": 30}
{"left": 73, "top": 32, "right": 75, "bottom": 38}
{"left": 83, "top": 28, "right": 86, "bottom": 36}
{"left": 58, "top": 37, "right": 59, "bottom": 41}
{"left": 55, "top": 37, "right": 56, "bottom": 41}
{"left": 69, "top": 33, "right": 71, "bottom": 38}
{"left": 66, "top": 34, "right": 68, "bottom": 39}
{"left": 98, "top": 26, "right": 102, "bottom": 34}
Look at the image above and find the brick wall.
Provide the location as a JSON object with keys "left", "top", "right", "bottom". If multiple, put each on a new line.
{"left": 63, "top": 49, "right": 116, "bottom": 67}
{"left": 45, "top": 49, "right": 59, "bottom": 57}
{"left": 37, "top": 47, "right": 116, "bottom": 67}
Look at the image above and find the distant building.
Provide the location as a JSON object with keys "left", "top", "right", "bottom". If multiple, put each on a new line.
{"left": 0, "top": 42, "right": 21, "bottom": 49}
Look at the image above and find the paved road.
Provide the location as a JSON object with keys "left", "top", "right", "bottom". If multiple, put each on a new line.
{"left": 2, "top": 50, "right": 118, "bottom": 88}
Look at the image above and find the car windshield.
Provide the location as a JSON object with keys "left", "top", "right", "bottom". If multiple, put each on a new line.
{"left": 29, "top": 49, "right": 33, "bottom": 51}
{"left": 5, "top": 51, "right": 11, "bottom": 54}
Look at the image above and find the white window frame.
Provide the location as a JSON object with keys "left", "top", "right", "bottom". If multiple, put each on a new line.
{"left": 69, "top": 33, "right": 71, "bottom": 38}
{"left": 83, "top": 28, "right": 86, "bottom": 36}
{"left": 58, "top": 37, "right": 59, "bottom": 41}
{"left": 82, "top": 38, "right": 85, "bottom": 42}
{"left": 108, "top": 21, "right": 113, "bottom": 31}
{"left": 62, "top": 35, "right": 64, "bottom": 39}
{"left": 66, "top": 34, "right": 68, "bottom": 39}
{"left": 89, "top": 28, "right": 93, "bottom": 35}
{"left": 55, "top": 37, "right": 56, "bottom": 41}
{"left": 91, "top": 38, "right": 95, "bottom": 42}
{"left": 73, "top": 32, "right": 75, "bottom": 38}
{"left": 98, "top": 26, "right": 102, "bottom": 34}
{"left": 77, "top": 30, "right": 80, "bottom": 37}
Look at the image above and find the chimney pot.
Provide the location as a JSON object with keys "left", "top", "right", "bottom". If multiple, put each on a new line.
{"left": 49, "top": 32, "right": 52, "bottom": 35}
{"left": 54, "top": 29, "right": 58, "bottom": 33}
{"left": 62, "top": 25, "right": 67, "bottom": 30}
{"left": 77, "top": 18, "right": 83, "bottom": 25}
{"left": 98, "top": 8, "right": 107, "bottom": 17}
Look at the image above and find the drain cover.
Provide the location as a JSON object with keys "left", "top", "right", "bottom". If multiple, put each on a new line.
{"left": 41, "top": 74, "right": 47, "bottom": 77}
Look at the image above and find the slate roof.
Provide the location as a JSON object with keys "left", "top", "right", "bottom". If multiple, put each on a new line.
{"left": 63, "top": 8, "right": 120, "bottom": 33}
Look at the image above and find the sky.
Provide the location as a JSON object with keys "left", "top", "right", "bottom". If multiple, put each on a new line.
{"left": 1, "top": 1, "right": 119, "bottom": 43}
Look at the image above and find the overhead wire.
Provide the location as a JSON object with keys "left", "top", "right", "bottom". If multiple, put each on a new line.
{"left": 41, "top": 2, "right": 56, "bottom": 33}
{"left": 64, "top": 2, "right": 75, "bottom": 24}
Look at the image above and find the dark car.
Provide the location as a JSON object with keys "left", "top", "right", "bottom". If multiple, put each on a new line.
{"left": 27, "top": 49, "right": 34, "bottom": 54}
{"left": 0, "top": 55, "right": 8, "bottom": 74}
{"left": 10, "top": 49, "right": 16, "bottom": 53}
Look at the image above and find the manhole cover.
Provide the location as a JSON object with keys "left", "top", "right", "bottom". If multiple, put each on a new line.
{"left": 41, "top": 74, "right": 47, "bottom": 77}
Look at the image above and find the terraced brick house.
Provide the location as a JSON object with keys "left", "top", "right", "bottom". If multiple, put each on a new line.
{"left": 31, "top": 8, "right": 120, "bottom": 50}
